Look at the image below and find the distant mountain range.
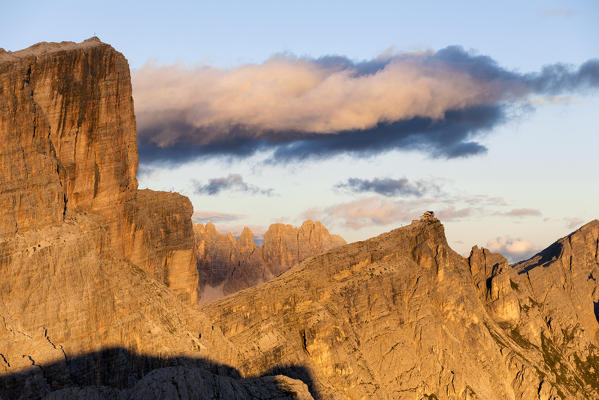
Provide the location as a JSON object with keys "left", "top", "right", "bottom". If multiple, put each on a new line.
{"left": 194, "top": 220, "right": 345, "bottom": 302}
{"left": 1, "top": 38, "right": 598, "bottom": 399}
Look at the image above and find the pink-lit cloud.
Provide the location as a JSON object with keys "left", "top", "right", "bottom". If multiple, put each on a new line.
{"left": 486, "top": 236, "right": 541, "bottom": 262}
{"left": 303, "top": 196, "right": 476, "bottom": 230}
{"left": 191, "top": 210, "right": 245, "bottom": 224}
{"left": 133, "top": 48, "right": 599, "bottom": 164}
{"left": 495, "top": 208, "right": 542, "bottom": 217}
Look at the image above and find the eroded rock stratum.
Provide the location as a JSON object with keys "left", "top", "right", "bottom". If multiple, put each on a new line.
{"left": 2, "top": 38, "right": 599, "bottom": 400}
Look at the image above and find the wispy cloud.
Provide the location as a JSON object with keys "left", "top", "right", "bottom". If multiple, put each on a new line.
{"left": 486, "top": 236, "right": 541, "bottom": 262}
{"left": 541, "top": 8, "right": 576, "bottom": 17}
{"left": 458, "top": 194, "right": 508, "bottom": 207}
{"left": 192, "top": 210, "right": 245, "bottom": 224}
{"left": 134, "top": 47, "right": 599, "bottom": 165}
{"left": 335, "top": 177, "right": 440, "bottom": 197}
{"left": 564, "top": 217, "right": 585, "bottom": 230}
{"left": 193, "top": 174, "right": 273, "bottom": 196}
{"left": 317, "top": 197, "right": 417, "bottom": 229}
{"left": 495, "top": 208, "right": 542, "bottom": 217}
{"left": 210, "top": 224, "right": 267, "bottom": 239}
{"left": 303, "top": 196, "right": 475, "bottom": 229}
{"left": 436, "top": 206, "right": 475, "bottom": 220}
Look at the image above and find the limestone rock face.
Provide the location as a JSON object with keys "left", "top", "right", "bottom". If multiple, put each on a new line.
{"left": 200, "top": 215, "right": 599, "bottom": 399}
{"left": 0, "top": 213, "right": 239, "bottom": 399}
{"left": 194, "top": 220, "right": 345, "bottom": 302}
{"left": 0, "top": 37, "right": 137, "bottom": 239}
{"left": 0, "top": 38, "right": 198, "bottom": 304}
{"left": 508, "top": 220, "right": 599, "bottom": 397}
{"left": 124, "top": 190, "right": 198, "bottom": 304}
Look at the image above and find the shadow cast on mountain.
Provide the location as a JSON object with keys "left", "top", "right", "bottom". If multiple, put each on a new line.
{"left": 0, "top": 347, "right": 319, "bottom": 399}
{"left": 516, "top": 241, "right": 563, "bottom": 275}
{"left": 263, "top": 364, "right": 321, "bottom": 399}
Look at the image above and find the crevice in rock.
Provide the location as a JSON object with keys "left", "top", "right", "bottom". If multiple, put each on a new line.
{"left": 300, "top": 330, "right": 309, "bottom": 355}
{"left": 43, "top": 327, "right": 57, "bottom": 349}
{"left": 23, "top": 354, "right": 37, "bottom": 367}
{"left": 0, "top": 353, "right": 10, "bottom": 367}
{"left": 22, "top": 65, "right": 31, "bottom": 90}
{"left": 32, "top": 107, "right": 37, "bottom": 138}
{"left": 2, "top": 316, "right": 32, "bottom": 338}
{"left": 63, "top": 193, "right": 68, "bottom": 219}
{"left": 93, "top": 161, "right": 100, "bottom": 198}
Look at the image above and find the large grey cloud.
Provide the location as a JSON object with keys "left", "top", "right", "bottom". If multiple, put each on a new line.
{"left": 133, "top": 46, "right": 599, "bottom": 165}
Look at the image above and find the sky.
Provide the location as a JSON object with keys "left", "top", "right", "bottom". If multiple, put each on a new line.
{"left": 3, "top": 0, "right": 599, "bottom": 261}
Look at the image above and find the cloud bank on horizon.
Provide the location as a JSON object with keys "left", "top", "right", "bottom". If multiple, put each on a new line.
{"left": 133, "top": 46, "right": 599, "bottom": 165}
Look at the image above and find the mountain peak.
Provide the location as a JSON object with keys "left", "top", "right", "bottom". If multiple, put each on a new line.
{"left": 0, "top": 37, "right": 112, "bottom": 64}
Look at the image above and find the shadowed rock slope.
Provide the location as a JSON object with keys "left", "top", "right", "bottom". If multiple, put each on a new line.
{"left": 201, "top": 216, "right": 599, "bottom": 399}
{"left": 194, "top": 221, "right": 345, "bottom": 302}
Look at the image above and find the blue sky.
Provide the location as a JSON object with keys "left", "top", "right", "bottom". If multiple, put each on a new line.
{"left": 3, "top": 1, "right": 599, "bottom": 261}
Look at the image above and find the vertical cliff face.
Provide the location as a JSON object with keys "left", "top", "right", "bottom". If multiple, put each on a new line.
{"left": 194, "top": 220, "right": 346, "bottom": 302}
{"left": 126, "top": 190, "right": 199, "bottom": 304}
{"left": 0, "top": 38, "right": 236, "bottom": 398}
{"left": 0, "top": 38, "right": 137, "bottom": 237}
{"left": 0, "top": 38, "right": 198, "bottom": 304}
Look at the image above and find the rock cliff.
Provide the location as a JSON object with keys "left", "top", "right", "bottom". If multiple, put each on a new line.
{"left": 0, "top": 38, "right": 313, "bottom": 399}
{"left": 0, "top": 37, "right": 198, "bottom": 304}
{"left": 194, "top": 220, "right": 345, "bottom": 302}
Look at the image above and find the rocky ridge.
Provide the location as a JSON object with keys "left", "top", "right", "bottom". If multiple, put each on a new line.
{"left": 194, "top": 220, "right": 345, "bottom": 302}
{"left": 200, "top": 215, "right": 599, "bottom": 399}
{"left": 2, "top": 38, "right": 599, "bottom": 400}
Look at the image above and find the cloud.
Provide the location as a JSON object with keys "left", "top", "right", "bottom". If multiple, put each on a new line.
{"left": 192, "top": 210, "right": 244, "bottom": 224}
{"left": 486, "top": 236, "right": 541, "bottom": 262}
{"left": 193, "top": 174, "right": 273, "bottom": 196}
{"left": 541, "top": 8, "right": 575, "bottom": 17}
{"left": 313, "top": 197, "right": 418, "bottom": 229}
{"left": 495, "top": 208, "right": 542, "bottom": 217}
{"left": 564, "top": 217, "right": 585, "bottom": 230}
{"left": 436, "top": 206, "right": 475, "bottom": 220}
{"left": 456, "top": 194, "right": 508, "bottom": 207}
{"left": 303, "top": 196, "right": 475, "bottom": 230}
{"left": 211, "top": 224, "right": 267, "bottom": 239}
{"left": 335, "top": 177, "right": 440, "bottom": 197}
{"left": 133, "top": 47, "right": 599, "bottom": 165}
